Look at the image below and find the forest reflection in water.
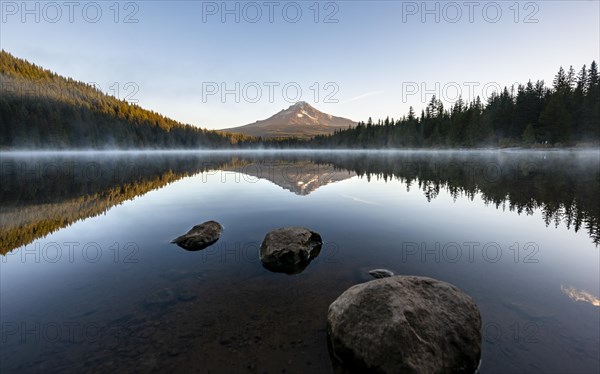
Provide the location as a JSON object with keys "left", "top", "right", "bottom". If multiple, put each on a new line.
{"left": 1, "top": 149, "right": 598, "bottom": 255}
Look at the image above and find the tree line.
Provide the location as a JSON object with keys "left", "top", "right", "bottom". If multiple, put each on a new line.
{"left": 309, "top": 62, "right": 599, "bottom": 148}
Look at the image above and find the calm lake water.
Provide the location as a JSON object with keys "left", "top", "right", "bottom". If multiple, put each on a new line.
{"left": 1, "top": 150, "right": 599, "bottom": 373}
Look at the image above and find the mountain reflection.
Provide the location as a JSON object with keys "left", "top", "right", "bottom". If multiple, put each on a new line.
{"left": 1, "top": 151, "right": 598, "bottom": 255}
{"left": 222, "top": 158, "right": 355, "bottom": 195}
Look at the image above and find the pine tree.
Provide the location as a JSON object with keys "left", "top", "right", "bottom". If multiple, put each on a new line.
{"left": 567, "top": 65, "right": 576, "bottom": 90}
{"left": 553, "top": 66, "right": 569, "bottom": 92}
{"left": 588, "top": 61, "right": 599, "bottom": 89}
{"left": 576, "top": 65, "right": 588, "bottom": 94}
{"left": 582, "top": 61, "right": 600, "bottom": 141}
{"left": 408, "top": 106, "right": 415, "bottom": 121}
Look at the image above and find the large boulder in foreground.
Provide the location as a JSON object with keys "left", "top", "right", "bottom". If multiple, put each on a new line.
{"left": 171, "top": 221, "right": 223, "bottom": 251}
{"left": 327, "top": 275, "right": 481, "bottom": 373}
{"left": 259, "top": 227, "right": 322, "bottom": 274}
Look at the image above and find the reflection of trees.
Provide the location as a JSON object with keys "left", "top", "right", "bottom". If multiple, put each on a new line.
{"left": 307, "top": 151, "right": 600, "bottom": 245}
{"left": 0, "top": 155, "right": 231, "bottom": 254}
{"left": 1, "top": 151, "right": 598, "bottom": 255}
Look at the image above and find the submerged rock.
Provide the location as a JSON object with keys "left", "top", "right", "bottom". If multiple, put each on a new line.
{"left": 171, "top": 220, "right": 223, "bottom": 251}
{"left": 368, "top": 268, "right": 394, "bottom": 279}
{"left": 259, "top": 227, "right": 322, "bottom": 274}
{"left": 327, "top": 275, "right": 482, "bottom": 373}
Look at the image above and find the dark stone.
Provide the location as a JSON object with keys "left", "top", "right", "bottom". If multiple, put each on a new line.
{"left": 327, "top": 275, "right": 482, "bottom": 373}
{"left": 171, "top": 220, "right": 223, "bottom": 251}
{"left": 259, "top": 227, "right": 322, "bottom": 275}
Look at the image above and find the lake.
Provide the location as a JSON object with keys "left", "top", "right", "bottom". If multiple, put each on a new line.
{"left": 1, "top": 150, "right": 599, "bottom": 373}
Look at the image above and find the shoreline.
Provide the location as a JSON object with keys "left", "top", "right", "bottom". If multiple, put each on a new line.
{"left": 1, "top": 147, "right": 599, "bottom": 156}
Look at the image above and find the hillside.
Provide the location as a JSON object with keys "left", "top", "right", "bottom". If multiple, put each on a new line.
{"left": 0, "top": 51, "right": 253, "bottom": 149}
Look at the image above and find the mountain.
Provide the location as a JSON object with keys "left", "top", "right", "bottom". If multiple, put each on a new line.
{"left": 223, "top": 101, "right": 357, "bottom": 139}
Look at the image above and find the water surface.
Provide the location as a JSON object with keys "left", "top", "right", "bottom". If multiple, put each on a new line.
{"left": 1, "top": 150, "right": 599, "bottom": 373}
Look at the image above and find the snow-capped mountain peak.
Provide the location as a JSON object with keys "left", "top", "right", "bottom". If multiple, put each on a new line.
{"left": 223, "top": 102, "right": 357, "bottom": 139}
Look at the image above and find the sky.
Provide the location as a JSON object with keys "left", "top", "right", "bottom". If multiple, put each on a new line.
{"left": 1, "top": 0, "right": 599, "bottom": 130}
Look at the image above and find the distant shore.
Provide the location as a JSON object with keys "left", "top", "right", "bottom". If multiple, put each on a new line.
{"left": 1, "top": 146, "right": 599, "bottom": 155}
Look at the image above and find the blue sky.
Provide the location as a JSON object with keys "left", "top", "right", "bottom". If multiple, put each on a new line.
{"left": 1, "top": 0, "right": 599, "bottom": 129}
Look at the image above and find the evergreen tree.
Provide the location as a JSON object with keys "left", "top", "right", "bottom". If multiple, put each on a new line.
{"left": 582, "top": 61, "right": 600, "bottom": 140}
{"left": 553, "top": 66, "right": 569, "bottom": 92}
{"left": 407, "top": 106, "right": 415, "bottom": 121}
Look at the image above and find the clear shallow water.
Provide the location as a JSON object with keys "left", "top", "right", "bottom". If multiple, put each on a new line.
{"left": 1, "top": 150, "right": 599, "bottom": 373}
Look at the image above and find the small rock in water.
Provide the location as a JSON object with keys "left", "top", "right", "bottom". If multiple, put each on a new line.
{"left": 368, "top": 268, "right": 394, "bottom": 279}
{"left": 259, "top": 227, "right": 322, "bottom": 275}
{"left": 171, "top": 220, "right": 223, "bottom": 251}
{"left": 327, "top": 275, "right": 482, "bottom": 373}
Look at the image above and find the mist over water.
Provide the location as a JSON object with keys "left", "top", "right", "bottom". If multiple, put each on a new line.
{"left": 1, "top": 149, "right": 599, "bottom": 373}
